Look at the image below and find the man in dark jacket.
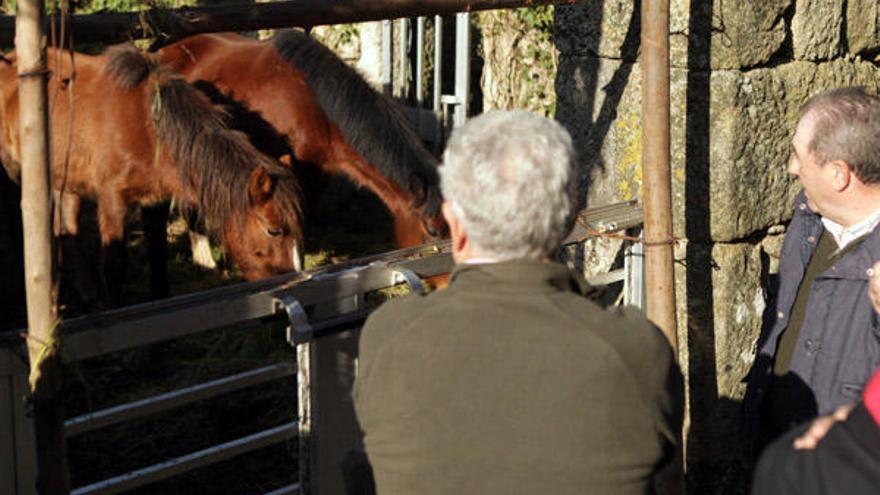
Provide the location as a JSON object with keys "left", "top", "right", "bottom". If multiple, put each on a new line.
{"left": 743, "top": 87, "right": 880, "bottom": 455}
{"left": 750, "top": 368, "right": 880, "bottom": 495}
{"left": 353, "top": 110, "right": 683, "bottom": 495}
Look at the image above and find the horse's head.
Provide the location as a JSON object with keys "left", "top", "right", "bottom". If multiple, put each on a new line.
{"left": 224, "top": 165, "right": 304, "bottom": 280}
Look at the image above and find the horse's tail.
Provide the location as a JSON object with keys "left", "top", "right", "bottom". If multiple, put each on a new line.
{"left": 272, "top": 30, "right": 441, "bottom": 217}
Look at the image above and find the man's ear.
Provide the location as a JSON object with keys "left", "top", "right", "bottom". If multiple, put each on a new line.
{"left": 442, "top": 201, "right": 467, "bottom": 253}
{"left": 829, "top": 160, "right": 852, "bottom": 192}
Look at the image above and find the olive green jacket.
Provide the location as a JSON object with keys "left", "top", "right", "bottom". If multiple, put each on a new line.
{"left": 354, "top": 260, "right": 683, "bottom": 495}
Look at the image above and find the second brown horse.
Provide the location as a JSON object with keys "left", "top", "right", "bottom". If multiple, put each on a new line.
{"left": 156, "top": 30, "right": 446, "bottom": 248}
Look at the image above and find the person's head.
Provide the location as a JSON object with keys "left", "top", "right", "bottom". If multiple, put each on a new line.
{"left": 789, "top": 87, "right": 880, "bottom": 223}
{"left": 439, "top": 110, "right": 579, "bottom": 263}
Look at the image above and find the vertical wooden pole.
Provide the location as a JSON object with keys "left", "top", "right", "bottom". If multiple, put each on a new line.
{"left": 16, "top": 0, "right": 70, "bottom": 493}
{"left": 641, "top": 0, "right": 678, "bottom": 355}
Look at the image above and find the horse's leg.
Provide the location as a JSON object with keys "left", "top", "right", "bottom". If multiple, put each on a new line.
{"left": 54, "top": 192, "right": 102, "bottom": 311}
{"left": 142, "top": 203, "right": 171, "bottom": 299}
{"left": 97, "top": 194, "right": 127, "bottom": 307}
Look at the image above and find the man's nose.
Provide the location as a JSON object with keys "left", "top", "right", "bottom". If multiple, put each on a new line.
{"left": 787, "top": 158, "right": 799, "bottom": 176}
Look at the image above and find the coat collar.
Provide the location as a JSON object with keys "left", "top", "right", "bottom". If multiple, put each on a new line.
{"left": 793, "top": 189, "right": 880, "bottom": 281}
{"left": 449, "top": 259, "right": 596, "bottom": 298}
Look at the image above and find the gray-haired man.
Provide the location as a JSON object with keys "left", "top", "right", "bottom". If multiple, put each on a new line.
{"left": 353, "top": 110, "right": 683, "bottom": 495}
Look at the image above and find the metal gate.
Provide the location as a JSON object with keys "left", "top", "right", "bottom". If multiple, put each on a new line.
{"left": 0, "top": 201, "right": 643, "bottom": 495}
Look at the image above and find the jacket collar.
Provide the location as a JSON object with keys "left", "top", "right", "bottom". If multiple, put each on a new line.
{"left": 450, "top": 259, "right": 594, "bottom": 297}
{"left": 793, "top": 190, "right": 880, "bottom": 281}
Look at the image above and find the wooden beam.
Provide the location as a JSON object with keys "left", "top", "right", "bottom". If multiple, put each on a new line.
{"left": 0, "top": 0, "right": 576, "bottom": 48}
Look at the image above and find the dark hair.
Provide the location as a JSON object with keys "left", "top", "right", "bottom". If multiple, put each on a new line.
{"left": 799, "top": 87, "right": 880, "bottom": 184}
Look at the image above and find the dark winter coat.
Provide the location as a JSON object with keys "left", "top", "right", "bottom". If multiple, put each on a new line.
{"left": 743, "top": 191, "right": 880, "bottom": 453}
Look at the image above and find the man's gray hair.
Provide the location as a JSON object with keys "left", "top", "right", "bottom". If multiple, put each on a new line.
{"left": 439, "top": 110, "right": 579, "bottom": 260}
{"left": 800, "top": 86, "right": 880, "bottom": 185}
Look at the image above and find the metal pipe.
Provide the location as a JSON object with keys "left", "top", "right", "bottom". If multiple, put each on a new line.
{"left": 0, "top": 0, "right": 579, "bottom": 47}
{"left": 381, "top": 19, "right": 393, "bottom": 96}
{"left": 416, "top": 16, "right": 425, "bottom": 107}
{"left": 433, "top": 15, "right": 444, "bottom": 152}
{"left": 398, "top": 17, "right": 409, "bottom": 100}
{"left": 640, "top": 0, "right": 678, "bottom": 354}
{"left": 453, "top": 12, "right": 471, "bottom": 128}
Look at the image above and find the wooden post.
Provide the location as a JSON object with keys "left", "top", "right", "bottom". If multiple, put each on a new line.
{"left": 640, "top": 0, "right": 678, "bottom": 354}
{"left": 16, "top": 0, "right": 70, "bottom": 492}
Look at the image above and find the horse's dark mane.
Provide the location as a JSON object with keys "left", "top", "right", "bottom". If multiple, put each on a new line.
{"left": 272, "top": 30, "right": 441, "bottom": 219}
{"left": 105, "top": 45, "right": 159, "bottom": 90}
{"left": 105, "top": 47, "right": 302, "bottom": 242}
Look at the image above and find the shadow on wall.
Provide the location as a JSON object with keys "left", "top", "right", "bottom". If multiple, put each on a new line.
{"left": 553, "top": 0, "right": 641, "bottom": 200}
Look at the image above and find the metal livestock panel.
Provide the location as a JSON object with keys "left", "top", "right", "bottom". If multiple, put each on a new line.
{"left": 0, "top": 201, "right": 643, "bottom": 495}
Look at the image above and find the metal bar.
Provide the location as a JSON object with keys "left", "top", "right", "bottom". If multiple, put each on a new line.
{"left": 381, "top": 19, "right": 393, "bottom": 95}
{"left": 263, "top": 483, "right": 301, "bottom": 495}
{"left": 289, "top": 309, "right": 370, "bottom": 345}
{"left": 65, "top": 362, "right": 295, "bottom": 436}
{"left": 297, "top": 344, "right": 314, "bottom": 495}
{"left": 563, "top": 201, "right": 643, "bottom": 244}
{"left": 453, "top": 12, "right": 470, "bottom": 127}
{"left": 585, "top": 269, "right": 626, "bottom": 287}
{"left": 415, "top": 16, "right": 425, "bottom": 107}
{"left": 0, "top": 0, "right": 580, "bottom": 47}
{"left": 641, "top": 0, "right": 678, "bottom": 352}
{"left": 433, "top": 15, "right": 443, "bottom": 113}
{"left": 71, "top": 422, "right": 298, "bottom": 495}
{"left": 398, "top": 17, "right": 409, "bottom": 100}
{"left": 624, "top": 237, "right": 646, "bottom": 310}
{"left": 433, "top": 14, "right": 444, "bottom": 153}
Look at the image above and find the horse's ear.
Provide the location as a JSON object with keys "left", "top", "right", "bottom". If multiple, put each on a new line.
{"left": 248, "top": 166, "right": 276, "bottom": 205}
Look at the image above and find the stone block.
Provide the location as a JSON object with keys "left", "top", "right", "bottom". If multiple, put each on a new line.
{"left": 847, "top": 0, "right": 880, "bottom": 56}
{"left": 555, "top": 0, "right": 790, "bottom": 70}
{"left": 556, "top": 53, "right": 880, "bottom": 243}
{"left": 712, "top": 58, "right": 880, "bottom": 239}
{"left": 792, "top": 0, "right": 843, "bottom": 61}
{"left": 554, "top": 0, "right": 639, "bottom": 61}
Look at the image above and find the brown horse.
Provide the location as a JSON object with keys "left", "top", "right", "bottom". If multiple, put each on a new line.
{"left": 0, "top": 46, "right": 304, "bottom": 302}
{"left": 155, "top": 30, "right": 446, "bottom": 248}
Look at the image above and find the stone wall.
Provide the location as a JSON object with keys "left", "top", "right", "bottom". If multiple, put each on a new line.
{"left": 553, "top": 1, "right": 880, "bottom": 493}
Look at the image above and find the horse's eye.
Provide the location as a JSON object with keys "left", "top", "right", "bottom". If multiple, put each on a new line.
{"left": 266, "top": 227, "right": 284, "bottom": 238}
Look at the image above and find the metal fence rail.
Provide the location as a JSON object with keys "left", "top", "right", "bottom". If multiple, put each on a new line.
{"left": 71, "top": 422, "right": 299, "bottom": 495}
{"left": 64, "top": 362, "right": 296, "bottom": 436}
